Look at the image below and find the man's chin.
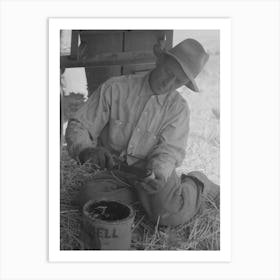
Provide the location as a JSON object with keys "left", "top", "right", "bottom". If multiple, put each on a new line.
{"left": 153, "top": 88, "right": 168, "bottom": 95}
{"left": 150, "top": 82, "right": 168, "bottom": 95}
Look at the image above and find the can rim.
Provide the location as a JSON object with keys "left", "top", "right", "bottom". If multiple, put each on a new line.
{"left": 83, "top": 199, "right": 135, "bottom": 225}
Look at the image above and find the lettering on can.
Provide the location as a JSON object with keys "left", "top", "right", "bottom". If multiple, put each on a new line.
{"left": 95, "top": 227, "right": 119, "bottom": 238}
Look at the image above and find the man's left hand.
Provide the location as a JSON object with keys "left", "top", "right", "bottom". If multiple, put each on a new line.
{"left": 136, "top": 172, "right": 166, "bottom": 194}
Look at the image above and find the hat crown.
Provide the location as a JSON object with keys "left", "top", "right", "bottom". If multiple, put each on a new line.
{"left": 165, "top": 38, "right": 209, "bottom": 92}
{"left": 169, "top": 38, "right": 209, "bottom": 77}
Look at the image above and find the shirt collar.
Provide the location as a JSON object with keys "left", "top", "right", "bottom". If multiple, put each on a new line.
{"left": 144, "top": 72, "right": 169, "bottom": 107}
{"left": 156, "top": 93, "right": 168, "bottom": 106}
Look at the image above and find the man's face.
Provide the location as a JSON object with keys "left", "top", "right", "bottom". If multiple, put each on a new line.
{"left": 149, "top": 55, "right": 190, "bottom": 95}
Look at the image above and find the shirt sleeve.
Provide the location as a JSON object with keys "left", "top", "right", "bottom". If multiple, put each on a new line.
{"left": 65, "top": 82, "right": 111, "bottom": 160}
{"left": 147, "top": 100, "right": 190, "bottom": 182}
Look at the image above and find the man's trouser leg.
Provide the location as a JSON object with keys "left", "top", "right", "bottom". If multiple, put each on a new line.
{"left": 135, "top": 170, "right": 204, "bottom": 227}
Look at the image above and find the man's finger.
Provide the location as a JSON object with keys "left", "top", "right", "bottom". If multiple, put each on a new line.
{"left": 105, "top": 151, "right": 114, "bottom": 169}
{"left": 98, "top": 153, "right": 106, "bottom": 169}
{"left": 137, "top": 177, "right": 163, "bottom": 193}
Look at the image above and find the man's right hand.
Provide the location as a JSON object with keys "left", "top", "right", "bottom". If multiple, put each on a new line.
{"left": 78, "top": 147, "right": 114, "bottom": 170}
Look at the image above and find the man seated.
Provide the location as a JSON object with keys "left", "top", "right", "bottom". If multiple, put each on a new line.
{"left": 65, "top": 38, "right": 219, "bottom": 227}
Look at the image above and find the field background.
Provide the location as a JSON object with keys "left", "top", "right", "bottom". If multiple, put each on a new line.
{"left": 60, "top": 30, "right": 220, "bottom": 250}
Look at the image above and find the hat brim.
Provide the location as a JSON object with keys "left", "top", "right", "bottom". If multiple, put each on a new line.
{"left": 163, "top": 51, "right": 200, "bottom": 92}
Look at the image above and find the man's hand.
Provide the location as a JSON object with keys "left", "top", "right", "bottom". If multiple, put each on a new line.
{"left": 133, "top": 161, "right": 170, "bottom": 193}
{"left": 78, "top": 147, "right": 114, "bottom": 170}
{"left": 135, "top": 171, "right": 166, "bottom": 194}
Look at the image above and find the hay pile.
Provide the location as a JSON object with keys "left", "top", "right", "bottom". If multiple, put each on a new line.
{"left": 60, "top": 147, "right": 220, "bottom": 251}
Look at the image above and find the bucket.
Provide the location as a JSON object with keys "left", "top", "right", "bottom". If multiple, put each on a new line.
{"left": 82, "top": 200, "right": 135, "bottom": 250}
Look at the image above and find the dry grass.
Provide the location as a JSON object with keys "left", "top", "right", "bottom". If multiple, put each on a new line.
{"left": 60, "top": 54, "right": 220, "bottom": 250}
{"left": 130, "top": 201, "right": 219, "bottom": 250}
{"left": 60, "top": 148, "right": 220, "bottom": 250}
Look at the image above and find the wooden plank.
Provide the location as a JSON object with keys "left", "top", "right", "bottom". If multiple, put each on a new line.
{"left": 85, "top": 66, "right": 122, "bottom": 96}
{"left": 165, "top": 30, "right": 174, "bottom": 49}
{"left": 79, "top": 32, "right": 123, "bottom": 57}
{"left": 122, "top": 63, "right": 155, "bottom": 75}
{"left": 60, "top": 50, "right": 156, "bottom": 68}
{"left": 70, "top": 30, "right": 79, "bottom": 59}
{"left": 124, "top": 30, "right": 160, "bottom": 52}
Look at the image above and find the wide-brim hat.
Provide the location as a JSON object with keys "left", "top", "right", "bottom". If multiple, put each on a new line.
{"left": 163, "top": 38, "right": 209, "bottom": 92}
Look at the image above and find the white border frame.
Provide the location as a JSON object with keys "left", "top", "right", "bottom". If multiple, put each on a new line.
{"left": 49, "top": 18, "right": 231, "bottom": 262}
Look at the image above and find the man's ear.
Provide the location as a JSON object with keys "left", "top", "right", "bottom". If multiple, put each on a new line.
{"left": 155, "top": 54, "right": 167, "bottom": 67}
{"left": 153, "top": 39, "right": 166, "bottom": 58}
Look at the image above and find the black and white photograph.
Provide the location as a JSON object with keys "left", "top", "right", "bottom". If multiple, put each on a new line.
{"left": 59, "top": 27, "right": 222, "bottom": 251}
{"left": 1, "top": 0, "right": 279, "bottom": 278}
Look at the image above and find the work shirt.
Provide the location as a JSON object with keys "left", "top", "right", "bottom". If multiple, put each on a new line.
{"left": 65, "top": 72, "right": 190, "bottom": 180}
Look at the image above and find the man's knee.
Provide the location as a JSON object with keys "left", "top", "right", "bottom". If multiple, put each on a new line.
{"left": 146, "top": 181, "right": 201, "bottom": 226}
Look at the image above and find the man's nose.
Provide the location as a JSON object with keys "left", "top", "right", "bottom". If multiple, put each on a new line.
{"left": 164, "top": 76, "right": 175, "bottom": 86}
{"left": 162, "top": 79, "right": 169, "bottom": 87}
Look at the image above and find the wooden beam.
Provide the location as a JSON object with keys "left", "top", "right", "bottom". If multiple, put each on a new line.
{"left": 70, "top": 30, "right": 79, "bottom": 59}
{"left": 60, "top": 50, "right": 156, "bottom": 68}
{"left": 165, "top": 30, "right": 174, "bottom": 49}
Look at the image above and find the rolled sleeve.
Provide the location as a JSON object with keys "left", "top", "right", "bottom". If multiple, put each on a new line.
{"left": 65, "top": 83, "right": 111, "bottom": 160}
{"left": 74, "top": 83, "right": 111, "bottom": 140}
{"left": 65, "top": 120, "right": 95, "bottom": 160}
